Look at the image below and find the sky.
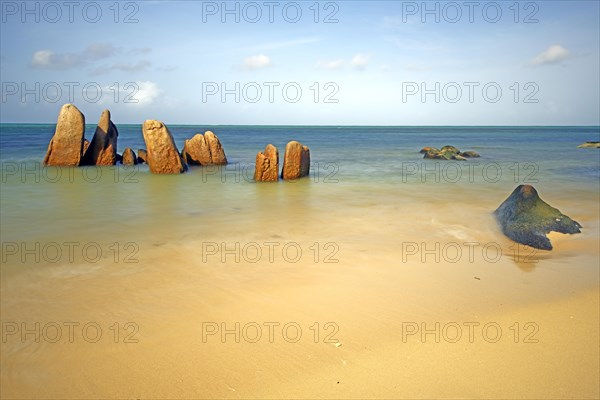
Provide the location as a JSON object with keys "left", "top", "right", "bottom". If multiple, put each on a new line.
{"left": 0, "top": 0, "right": 599, "bottom": 125}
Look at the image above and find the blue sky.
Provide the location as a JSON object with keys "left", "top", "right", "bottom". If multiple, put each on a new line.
{"left": 1, "top": 0, "right": 599, "bottom": 125}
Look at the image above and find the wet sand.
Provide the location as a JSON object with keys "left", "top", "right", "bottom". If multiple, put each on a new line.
{"left": 1, "top": 177, "right": 599, "bottom": 398}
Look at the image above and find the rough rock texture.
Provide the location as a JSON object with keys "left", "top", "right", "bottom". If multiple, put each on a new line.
{"left": 142, "top": 120, "right": 187, "bottom": 174}
{"left": 419, "top": 147, "right": 439, "bottom": 154}
{"left": 577, "top": 141, "right": 600, "bottom": 148}
{"left": 137, "top": 149, "right": 147, "bottom": 164}
{"left": 204, "top": 131, "right": 228, "bottom": 165}
{"left": 254, "top": 144, "right": 279, "bottom": 182}
{"left": 43, "top": 104, "right": 85, "bottom": 166}
{"left": 421, "top": 145, "right": 479, "bottom": 160}
{"left": 182, "top": 133, "right": 212, "bottom": 165}
{"left": 181, "top": 131, "right": 228, "bottom": 165}
{"left": 122, "top": 148, "right": 137, "bottom": 165}
{"left": 281, "top": 141, "right": 310, "bottom": 180}
{"left": 82, "top": 109, "right": 118, "bottom": 165}
{"left": 494, "top": 185, "right": 582, "bottom": 250}
{"left": 83, "top": 139, "right": 90, "bottom": 155}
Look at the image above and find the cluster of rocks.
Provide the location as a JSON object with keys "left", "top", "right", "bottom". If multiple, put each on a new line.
{"left": 42, "top": 104, "right": 311, "bottom": 180}
{"left": 254, "top": 141, "right": 310, "bottom": 182}
{"left": 43, "top": 104, "right": 150, "bottom": 169}
{"left": 577, "top": 141, "right": 600, "bottom": 148}
{"left": 420, "top": 145, "right": 480, "bottom": 160}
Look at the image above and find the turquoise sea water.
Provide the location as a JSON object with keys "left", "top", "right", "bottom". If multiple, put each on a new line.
{"left": 1, "top": 124, "right": 599, "bottom": 259}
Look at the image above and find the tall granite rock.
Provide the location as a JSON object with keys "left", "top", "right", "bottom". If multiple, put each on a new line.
{"left": 494, "top": 185, "right": 582, "bottom": 250}
{"left": 182, "top": 133, "right": 212, "bottom": 165}
{"left": 281, "top": 141, "right": 310, "bottom": 180}
{"left": 254, "top": 144, "right": 279, "bottom": 182}
{"left": 43, "top": 104, "right": 85, "bottom": 166}
{"left": 204, "top": 131, "right": 227, "bottom": 165}
{"left": 82, "top": 109, "right": 118, "bottom": 165}
{"left": 142, "top": 120, "right": 187, "bottom": 174}
{"left": 181, "top": 131, "right": 228, "bottom": 165}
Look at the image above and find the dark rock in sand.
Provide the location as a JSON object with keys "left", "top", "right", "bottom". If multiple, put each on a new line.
{"left": 577, "top": 141, "right": 600, "bottom": 148}
{"left": 137, "top": 149, "right": 147, "bottom": 164}
{"left": 43, "top": 103, "right": 85, "bottom": 166}
{"left": 122, "top": 148, "right": 137, "bottom": 165}
{"left": 494, "top": 185, "right": 582, "bottom": 250}
{"left": 254, "top": 144, "right": 279, "bottom": 182}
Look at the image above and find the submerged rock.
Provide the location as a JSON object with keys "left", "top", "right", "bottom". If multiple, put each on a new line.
{"left": 122, "top": 148, "right": 137, "bottom": 165}
{"left": 460, "top": 151, "right": 480, "bottom": 158}
{"left": 137, "top": 149, "right": 147, "bottom": 164}
{"left": 254, "top": 144, "right": 279, "bottom": 182}
{"left": 142, "top": 120, "right": 187, "bottom": 174}
{"left": 419, "top": 147, "right": 439, "bottom": 154}
{"left": 281, "top": 141, "right": 310, "bottom": 180}
{"left": 43, "top": 103, "right": 85, "bottom": 166}
{"left": 494, "top": 185, "right": 582, "bottom": 250}
{"left": 82, "top": 109, "right": 118, "bottom": 165}
{"left": 577, "top": 141, "right": 600, "bottom": 148}
{"left": 421, "top": 145, "right": 479, "bottom": 160}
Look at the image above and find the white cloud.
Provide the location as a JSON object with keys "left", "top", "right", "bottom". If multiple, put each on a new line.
{"left": 243, "top": 54, "right": 271, "bottom": 70}
{"left": 530, "top": 45, "right": 571, "bottom": 66}
{"left": 31, "top": 50, "right": 54, "bottom": 67}
{"left": 351, "top": 53, "right": 371, "bottom": 70}
{"left": 316, "top": 60, "right": 344, "bottom": 70}
{"left": 31, "top": 43, "right": 118, "bottom": 69}
{"left": 132, "top": 81, "right": 161, "bottom": 105}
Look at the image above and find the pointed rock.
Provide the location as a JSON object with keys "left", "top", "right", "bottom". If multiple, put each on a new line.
{"left": 281, "top": 141, "right": 310, "bottom": 180}
{"left": 142, "top": 120, "right": 187, "bottom": 174}
{"left": 137, "top": 149, "right": 147, "bottom": 164}
{"left": 182, "top": 133, "right": 212, "bottom": 165}
{"left": 43, "top": 104, "right": 85, "bottom": 166}
{"left": 494, "top": 185, "right": 582, "bottom": 250}
{"left": 82, "top": 109, "right": 118, "bottom": 165}
{"left": 254, "top": 144, "right": 279, "bottom": 182}
{"left": 122, "top": 148, "right": 137, "bottom": 165}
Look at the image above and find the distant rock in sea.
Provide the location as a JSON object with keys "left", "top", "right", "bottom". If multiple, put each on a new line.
{"left": 137, "top": 149, "right": 147, "bottom": 164}
{"left": 577, "top": 141, "right": 600, "bottom": 148}
{"left": 82, "top": 109, "right": 119, "bottom": 166}
{"left": 254, "top": 144, "right": 279, "bottom": 182}
{"left": 281, "top": 141, "right": 310, "bottom": 180}
{"left": 182, "top": 131, "right": 228, "bottom": 165}
{"left": 122, "top": 148, "right": 137, "bottom": 165}
{"left": 420, "top": 145, "right": 479, "bottom": 160}
{"left": 494, "top": 185, "right": 582, "bottom": 250}
{"left": 43, "top": 103, "right": 85, "bottom": 166}
{"left": 142, "top": 120, "right": 188, "bottom": 174}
